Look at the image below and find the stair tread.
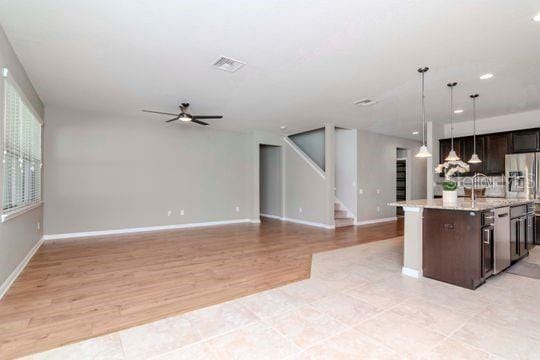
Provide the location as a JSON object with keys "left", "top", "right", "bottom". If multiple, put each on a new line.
{"left": 335, "top": 217, "right": 354, "bottom": 228}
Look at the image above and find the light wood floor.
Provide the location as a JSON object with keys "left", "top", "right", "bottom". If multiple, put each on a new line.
{"left": 0, "top": 218, "right": 403, "bottom": 359}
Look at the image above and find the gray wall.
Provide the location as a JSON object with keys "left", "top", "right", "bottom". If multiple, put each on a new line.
{"left": 43, "top": 106, "right": 252, "bottom": 234}
{"left": 335, "top": 128, "right": 357, "bottom": 217}
{"left": 259, "top": 145, "right": 282, "bottom": 217}
{"left": 289, "top": 128, "right": 325, "bottom": 171}
{"left": 284, "top": 124, "right": 335, "bottom": 226}
{"left": 0, "top": 25, "right": 44, "bottom": 288}
{"left": 357, "top": 130, "right": 426, "bottom": 222}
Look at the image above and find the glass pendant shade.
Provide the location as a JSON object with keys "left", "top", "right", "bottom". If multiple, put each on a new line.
{"left": 468, "top": 153, "right": 482, "bottom": 164}
{"left": 445, "top": 149, "right": 460, "bottom": 161}
{"left": 416, "top": 145, "right": 432, "bottom": 158}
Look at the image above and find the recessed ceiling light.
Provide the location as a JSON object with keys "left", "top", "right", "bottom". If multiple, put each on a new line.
{"left": 280, "top": 125, "right": 287, "bottom": 130}
{"left": 533, "top": 13, "right": 540, "bottom": 22}
{"left": 454, "top": 109, "right": 464, "bottom": 114}
{"left": 412, "top": 131, "right": 419, "bottom": 135}
{"left": 480, "top": 73, "right": 494, "bottom": 80}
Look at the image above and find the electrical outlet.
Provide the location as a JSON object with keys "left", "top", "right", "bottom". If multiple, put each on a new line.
{"left": 235, "top": 206, "right": 240, "bottom": 212}
{"left": 299, "top": 207, "right": 303, "bottom": 213}
{"left": 359, "top": 189, "right": 364, "bottom": 195}
{"left": 376, "top": 189, "right": 381, "bottom": 194}
{"left": 167, "top": 210, "right": 172, "bottom": 217}
{"left": 180, "top": 209, "right": 185, "bottom": 216}
{"left": 376, "top": 206, "right": 381, "bottom": 212}
{"left": 37, "top": 222, "right": 40, "bottom": 230}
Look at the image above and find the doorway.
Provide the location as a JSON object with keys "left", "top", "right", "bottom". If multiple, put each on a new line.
{"left": 259, "top": 144, "right": 282, "bottom": 219}
{"left": 396, "top": 148, "right": 408, "bottom": 217}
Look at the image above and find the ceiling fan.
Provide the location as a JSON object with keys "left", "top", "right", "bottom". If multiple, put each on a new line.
{"left": 142, "top": 103, "right": 223, "bottom": 126}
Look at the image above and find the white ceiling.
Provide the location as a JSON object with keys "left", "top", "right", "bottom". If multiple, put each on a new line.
{"left": 0, "top": 0, "right": 539, "bottom": 139}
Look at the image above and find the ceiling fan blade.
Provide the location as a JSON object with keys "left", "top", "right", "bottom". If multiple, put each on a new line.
{"left": 165, "top": 117, "right": 180, "bottom": 123}
{"left": 142, "top": 110, "right": 179, "bottom": 116}
{"left": 192, "top": 115, "right": 223, "bottom": 119}
{"left": 191, "top": 119, "right": 209, "bottom": 126}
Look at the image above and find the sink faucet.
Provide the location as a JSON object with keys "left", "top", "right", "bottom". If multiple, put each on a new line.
{"left": 471, "top": 173, "right": 488, "bottom": 206}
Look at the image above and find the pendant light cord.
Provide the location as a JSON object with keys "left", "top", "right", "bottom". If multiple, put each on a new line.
{"left": 471, "top": 94, "right": 479, "bottom": 154}
{"left": 447, "top": 82, "right": 457, "bottom": 151}
{"left": 420, "top": 69, "right": 427, "bottom": 146}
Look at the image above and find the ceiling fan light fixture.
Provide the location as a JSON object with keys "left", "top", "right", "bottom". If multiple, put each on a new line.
{"left": 179, "top": 115, "right": 191, "bottom": 122}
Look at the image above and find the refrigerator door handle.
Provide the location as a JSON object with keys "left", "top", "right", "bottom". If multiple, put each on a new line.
{"left": 536, "top": 153, "right": 540, "bottom": 201}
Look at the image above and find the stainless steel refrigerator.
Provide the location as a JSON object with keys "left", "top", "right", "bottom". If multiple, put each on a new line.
{"left": 505, "top": 153, "right": 538, "bottom": 200}
{"left": 505, "top": 153, "right": 539, "bottom": 246}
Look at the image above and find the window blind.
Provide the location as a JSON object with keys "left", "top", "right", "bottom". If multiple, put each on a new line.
{"left": 2, "top": 77, "right": 42, "bottom": 214}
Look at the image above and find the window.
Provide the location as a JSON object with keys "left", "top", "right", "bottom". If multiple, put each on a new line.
{"left": 2, "top": 72, "right": 42, "bottom": 217}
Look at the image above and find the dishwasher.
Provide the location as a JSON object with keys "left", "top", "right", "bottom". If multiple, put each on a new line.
{"left": 494, "top": 207, "right": 511, "bottom": 274}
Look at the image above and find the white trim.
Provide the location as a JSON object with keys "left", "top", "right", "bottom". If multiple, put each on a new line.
{"left": 282, "top": 217, "right": 335, "bottom": 229}
{"left": 402, "top": 267, "right": 423, "bottom": 278}
{"left": 260, "top": 213, "right": 283, "bottom": 220}
{"left": 43, "top": 219, "right": 254, "bottom": 241}
{"left": 250, "top": 219, "right": 261, "bottom": 224}
{"left": 355, "top": 216, "right": 397, "bottom": 226}
{"left": 0, "top": 237, "right": 43, "bottom": 300}
{"left": 1, "top": 202, "right": 43, "bottom": 223}
{"left": 284, "top": 137, "right": 326, "bottom": 179}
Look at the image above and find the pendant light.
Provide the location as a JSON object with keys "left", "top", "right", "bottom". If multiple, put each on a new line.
{"left": 445, "top": 82, "right": 460, "bottom": 161}
{"left": 468, "top": 94, "right": 482, "bottom": 164}
{"left": 416, "top": 67, "right": 432, "bottom": 158}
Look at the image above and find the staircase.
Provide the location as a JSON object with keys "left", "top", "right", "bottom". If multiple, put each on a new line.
{"left": 334, "top": 202, "right": 354, "bottom": 227}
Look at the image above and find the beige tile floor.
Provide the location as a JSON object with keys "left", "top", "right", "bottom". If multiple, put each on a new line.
{"left": 21, "top": 237, "right": 540, "bottom": 360}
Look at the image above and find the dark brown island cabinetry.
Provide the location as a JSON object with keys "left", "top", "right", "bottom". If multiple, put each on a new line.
{"left": 422, "top": 209, "right": 492, "bottom": 289}
{"left": 439, "top": 127, "right": 540, "bottom": 175}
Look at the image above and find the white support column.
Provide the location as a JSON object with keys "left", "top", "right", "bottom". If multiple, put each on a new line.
{"left": 426, "top": 121, "right": 434, "bottom": 199}
{"left": 402, "top": 206, "right": 424, "bottom": 278}
{"left": 324, "top": 124, "right": 336, "bottom": 227}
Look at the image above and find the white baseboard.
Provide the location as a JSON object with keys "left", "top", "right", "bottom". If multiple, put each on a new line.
{"left": 402, "top": 267, "right": 422, "bottom": 278}
{"left": 0, "top": 236, "right": 44, "bottom": 300}
{"left": 282, "top": 217, "right": 335, "bottom": 229}
{"left": 355, "top": 216, "right": 397, "bottom": 226}
{"left": 43, "top": 219, "right": 255, "bottom": 241}
{"left": 260, "top": 213, "right": 283, "bottom": 220}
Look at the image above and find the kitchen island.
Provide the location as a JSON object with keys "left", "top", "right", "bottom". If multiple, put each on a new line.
{"left": 390, "top": 198, "right": 535, "bottom": 289}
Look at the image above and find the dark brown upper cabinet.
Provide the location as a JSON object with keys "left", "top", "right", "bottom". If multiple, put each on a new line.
{"left": 484, "top": 133, "right": 510, "bottom": 175}
{"left": 511, "top": 130, "right": 539, "bottom": 153}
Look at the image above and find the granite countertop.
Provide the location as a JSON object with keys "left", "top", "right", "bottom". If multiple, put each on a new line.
{"left": 388, "top": 198, "right": 535, "bottom": 212}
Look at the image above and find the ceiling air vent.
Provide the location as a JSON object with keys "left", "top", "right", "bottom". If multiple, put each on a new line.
{"left": 212, "top": 56, "right": 246, "bottom": 73}
{"left": 353, "top": 98, "right": 378, "bottom": 106}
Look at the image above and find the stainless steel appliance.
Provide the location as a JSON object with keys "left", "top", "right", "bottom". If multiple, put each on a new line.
{"left": 526, "top": 202, "right": 535, "bottom": 250}
{"left": 510, "top": 205, "right": 528, "bottom": 261}
{"left": 494, "top": 207, "right": 511, "bottom": 274}
{"left": 481, "top": 210, "right": 494, "bottom": 278}
{"left": 505, "top": 153, "right": 536, "bottom": 199}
